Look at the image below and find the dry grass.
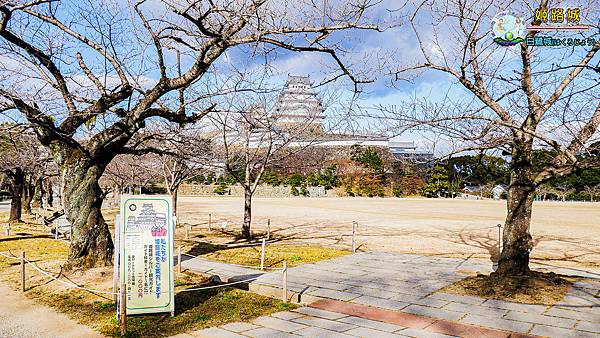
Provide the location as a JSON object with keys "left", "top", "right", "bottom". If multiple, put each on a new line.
{"left": 440, "top": 271, "right": 577, "bottom": 306}
{"left": 167, "top": 222, "right": 351, "bottom": 269}
{"left": 0, "top": 226, "right": 297, "bottom": 337}
{"left": 28, "top": 281, "right": 296, "bottom": 337}
{"left": 198, "top": 244, "right": 350, "bottom": 268}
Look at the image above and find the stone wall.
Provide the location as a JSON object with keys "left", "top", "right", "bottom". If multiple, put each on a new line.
{"left": 179, "top": 184, "right": 337, "bottom": 198}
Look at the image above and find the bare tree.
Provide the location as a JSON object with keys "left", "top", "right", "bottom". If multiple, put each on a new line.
{"left": 144, "top": 123, "right": 212, "bottom": 218}
{"left": 387, "top": 0, "right": 599, "bottom": 275}
{"left": 554, "top": 184, "right": 575, "bottom": 202}
{"left": 582, "top": 184, "right": 599, "bottom": 202}
{"left": 0, "top": 125, "right": 50, "bottom": 222}
{"left": 0, "top": 0, "right": 378, "bottom": 267}
{"left": 211, "top": 94, "right": 327, "bottom": 238}
{"left": 536, "top": 183, "right": 553, "bottom": 201}
{"left": 101, "top": 154, "right": 159, "bottom": 200}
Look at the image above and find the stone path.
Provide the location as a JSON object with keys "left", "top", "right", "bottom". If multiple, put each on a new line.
{"left": 182, "top": 301, "right": 538, "bottom": 338}
{"left": 182, "top": 252, "right": 600, "bottom": 337}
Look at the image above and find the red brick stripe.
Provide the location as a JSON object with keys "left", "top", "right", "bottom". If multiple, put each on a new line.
{"left": 310, "top": 299, "right": 541, "bottom": 338}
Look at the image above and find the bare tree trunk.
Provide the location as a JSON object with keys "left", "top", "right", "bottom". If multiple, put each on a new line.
{"left": 62, "top": 161, "right": 113, "bottom": 268}
{"left": 497, "top": 148, "right": 534, "bottom": 276}
{"left": 242, "top": 185, "right": 252, "bottom": 239}
{"left": 7, "top": 168, "right": 24, "bottom": 222}
{"left": 172, "top": 188, "right": 178, "bottom": 218}
{"left": 45, "top": 178, "right": 53, "bottom": 207}
{"left": 31, "top": 176, "right": 44, "bottom": 209}
{"left": 22, "top": 176, "right": 34, "bottom": 214}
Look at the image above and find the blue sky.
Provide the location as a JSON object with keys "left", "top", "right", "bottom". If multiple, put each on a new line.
{"left": 1, "top": 0, "right": 598, "bottom": 154}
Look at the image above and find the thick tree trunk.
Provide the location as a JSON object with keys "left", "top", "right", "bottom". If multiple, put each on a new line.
{"left": 31, "top": 176, "right": 44, "bottom": 209}
{"left": 497, "top": 147, "right": 535, "bottom": 276}
{"left": 22, "top": 176, "right": 34, "bottom": 214}
{"left": 242, "top": 186, "right": 252, "bottom": 239}
{"left": 7, "top": 168, "right": 24, "bottom": 222}
{"left": 62, "top": 161, "right": 113, "bottom": 268}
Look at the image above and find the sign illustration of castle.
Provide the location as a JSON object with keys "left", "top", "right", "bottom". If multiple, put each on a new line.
{"left": 126, "top": 203, "right": 167, "bottom": 236}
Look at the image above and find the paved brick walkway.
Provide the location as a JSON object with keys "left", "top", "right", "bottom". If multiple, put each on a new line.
{"left": 182, "top": 252, "right": 600, "bottom": 337}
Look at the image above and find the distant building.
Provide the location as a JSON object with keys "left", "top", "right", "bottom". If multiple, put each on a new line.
{"left": 462, "top": 185, "right": 486, "bottom": 199}
{"left": 286, "top": 136, "right": 432, "bottom": 161}
{"left": 272, "top": 75, "right": 324, "bottom": 133}
{"left": 492, "top": 184, "right": 508, "bottom": 200}
{"left": 217, "top": 75, "right": 433, "bottom": 162}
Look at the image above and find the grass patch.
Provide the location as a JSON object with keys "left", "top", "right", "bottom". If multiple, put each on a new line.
{"left": 440, "top": 271, "right": 577, "bottom": 306}
{"left": 0, "top": 234, "right": 69, "bottom": 268}
{"left": 29, "top": 286, "right": 295, "bottom": 337}
{"left": 197, "top": 244, "right": 350, "bottom": 268}
{"left": 0, "top": 231, "right": 297, "bottom": 337}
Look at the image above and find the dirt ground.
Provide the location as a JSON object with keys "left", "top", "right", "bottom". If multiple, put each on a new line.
{"left": 176, "top": 196, "right": 600, "bottom": 272}
{"left": 0, "top": 283, "right": 103, "bottom": 338}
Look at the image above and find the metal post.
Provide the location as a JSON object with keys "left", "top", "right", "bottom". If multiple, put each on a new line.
{"left": 267, "top": 219, "right": 271, "bottom": 240}
{"left": 208, "top": 213, "right": 212, "bottom": 231}
{"left": 497, "top": 223, "right": 502, "bottom": 254}
{"left": 260, "top": 238, "right": 266, "bottom": 271}
{"left": 55, "top": 222, "right": 58, "bottom": 240}
{"left": 352, "top": 221, "right": 357, "bottom": 253}
{"left": 20, "top": 251, "right": 25, "bottom": 292}
{"left": 282, "top": 261, "right": 288, "bottom": 302}
{"left": 178, "top": 245, "right": 182, "bottom": 274}
{"left": 120, "top": 283, "right": 127, "bottom": 336}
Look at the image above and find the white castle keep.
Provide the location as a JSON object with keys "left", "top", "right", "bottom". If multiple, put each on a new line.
{"left": 272, "top": 75, "right": 324, "bottom": 132}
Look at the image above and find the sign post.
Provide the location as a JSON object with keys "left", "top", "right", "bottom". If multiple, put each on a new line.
{"left": 120, "top": 195, "right": 175, "bottom": 316}
{"left": 113, "top": 214, "right": 121, "bottom": 304}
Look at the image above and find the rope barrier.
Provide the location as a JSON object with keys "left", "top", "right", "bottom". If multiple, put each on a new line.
{"left": 180, "top": 252, "right": 283, "bottom": 270}
{"left": 1, "top": 250, "right": 268, "bottom": 296}
{"left": 0, "top": 251, "right": 20, "bottom": 260}
{"left": 178, "top": 276, "right": 262, "bottom": 292}
{"left": 23, "top": 257, "right": 119, "bottom": 295}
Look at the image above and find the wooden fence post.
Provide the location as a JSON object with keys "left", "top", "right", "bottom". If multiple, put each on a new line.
{"left": 178, "top": 245, "right": 182, "bottom": 274}
{"left": 267, "top": 219, "right": 271, "bottom": 240}
{"left": 260, "top": 238, "right": 266, "bottom": 271}
{"left": 20, "top": 251, "right": 25, "bottom": 292}
{"left": 120, "top": 283, "right": 127, "bottom": 336}
{"left": 185, "top": 224, "right": 190, "bottom": 240}
{"left": 282, "top": 261, "right": 288, "bottom": 302}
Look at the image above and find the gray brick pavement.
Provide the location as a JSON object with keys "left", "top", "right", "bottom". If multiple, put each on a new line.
{"left": 460, "top": 314, "right": 533, "bottom": 333}
{"left": 183, "top": 251, "right": 600, "bottom": 337}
